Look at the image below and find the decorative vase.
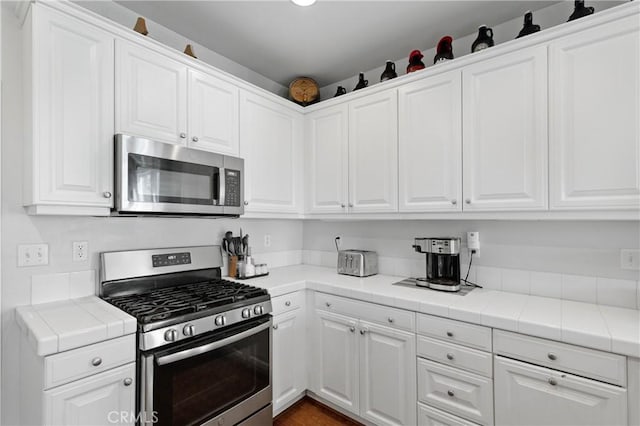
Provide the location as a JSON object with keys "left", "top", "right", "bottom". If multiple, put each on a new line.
{"left": 568, "top": 0, "right": 594, "bottom": 21}
{"left": 133, "top": 17, "right": 148, "bottom": 36}
{"left": 184, "top": 44, "right": 197, "bottom": 58}
{"left": 380, "top": 61, "right": 398, "bottom": 82}
{"left": 433, "top": 36, "right": 454, "bottom": 64}
{"left": 471, "top": 25, "right": 494, "bottom": 53}
{"left": 334, "top": 86, "right": 347, "bottom": 97}
{"left": 406, "top": 50, "right": 425, "bottom": 73}
{"left": 517, "top": 11, "right": 541, "bottom": 38}
{"left": 353, "top": 73, "right": 368, "bottom": 91}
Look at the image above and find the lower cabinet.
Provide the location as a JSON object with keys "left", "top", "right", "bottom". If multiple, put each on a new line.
{"left": 418, "top": 403, "right": 479, "bottom": 426}
{"left": 494, "top": 356, "right": 627, "bottom": 426}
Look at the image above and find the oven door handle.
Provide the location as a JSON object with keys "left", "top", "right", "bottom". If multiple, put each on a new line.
{"left": 155, "top": 320, "right": 271, "bottom": 366}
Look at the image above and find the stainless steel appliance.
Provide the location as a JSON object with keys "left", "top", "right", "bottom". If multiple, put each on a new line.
{"left": 412, "top": 237, "right": 461, "bottom": 292}
{"left": 114, "top": 134, "right": 244, "bottom": 216}
{"left": 337, "top": 250, "right": 378, "bottom": 277}
{"left": 99, "top": 246, "right": 272, "bottom": 426}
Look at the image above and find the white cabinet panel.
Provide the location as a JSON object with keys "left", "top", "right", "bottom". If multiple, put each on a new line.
{"left": 359, "top": 321, "right": 416, "bottom": 426}
{"left": 462, "top": 46, "right": 548, "bottom": 211}
{"left": 549, "top": 15, "right": 640, "bottom": 210}
{"left": 188, "top": 69, "right": 239, "bottom": 155}
{"left": 349, "top": 90, "right": 398, "bottom": 212}
{"left": 418, "top": 403, "right": 480, "bottom": 426}
{"left": 116, "top": 41, "right": 188, "bottom": 145}
{"left": 306, "top": 105, "right": 349, "bottom": 213}
{"left": 399, "top": 71, "right": 462, "bottom": 212}
{"left": 26, "top": 5, "right": 114, "bottom": 213}
{"left": 494, "top": 356, "right": 627, "bottom": 426}
{"left": 240, "top": 91, "right": 303, "bottom": 213}
{"left": 273, "top": 309, "right": 305, "bottom": 414}
{"left": 44, "top": 363, "right": 135, "bottom": 426}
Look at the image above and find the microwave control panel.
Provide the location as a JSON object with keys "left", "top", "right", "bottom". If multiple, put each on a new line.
{"left": 224, "top": 169, "right": 241, "bottom": 207}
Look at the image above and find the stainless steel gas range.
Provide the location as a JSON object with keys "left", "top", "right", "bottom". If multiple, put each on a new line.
{"left": 99, "top": 245, "right": 273, "bottom": 426}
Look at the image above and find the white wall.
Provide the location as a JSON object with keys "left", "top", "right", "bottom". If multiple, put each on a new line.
{"left": 320, "top": 0, "right": 624, "bottom": 99}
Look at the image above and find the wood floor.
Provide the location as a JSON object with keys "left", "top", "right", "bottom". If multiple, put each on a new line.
{"left": 274, "top": 397, "right": 363, "bottom": 426}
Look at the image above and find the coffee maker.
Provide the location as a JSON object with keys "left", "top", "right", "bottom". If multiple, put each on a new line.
{"left": 413, "top": 237, "right": 461, "bottom": 292}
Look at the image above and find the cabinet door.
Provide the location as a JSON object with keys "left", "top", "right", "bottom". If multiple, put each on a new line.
{"left": 44, "top": 363, "right": 136, "bottom": 426}
{"left": 349, "top": 90, "right": 398, "bottom": 212}
{"left": 494, "top": 356, "right": 627, "bottom": 426}
{"left": 272, "top": 309, "right": 305, "bottom": 415}
{"left": 359, "top": 321, "right": 416, "bottom": 426}
{"left": 549, "top": 16, "right": 640, "bottom": 210}
{"left": 116, "top": 41, "right": 188, "bottom": 145}
{"left": 313, "top": 310, "right": 359, "bottom": 415}
{"left": 462, "top": 46, "right": 548, "bottom": 211}
{"left": 306, "top": 105, "right": 349, "bottom": 214}
{"left": 29, "top": 6, "right": 114, "bottom": 210}
{"left": 188, "top": 69, "right": 239, "bottom": 155}
{"left": 240, "top": 91, "right": 303, "bottom": 213}
{"left": 399, "top": 71, "right": 462, "bottom": 212}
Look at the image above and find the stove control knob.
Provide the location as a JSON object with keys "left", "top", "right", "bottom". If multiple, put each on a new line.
{"left": 183, "top": 324, "right": 195, "bottom": 337}
{"left": 241, "top": 308, "right": 251, "bottom": 319}
{"left": 214, "top": 315, "right": 226, "bottom": 327}
{"left": 164, "top": 329, "right": 178, "bottom": 342}
{"left": 253, "top": 305, "right": 264, "bottom": 315}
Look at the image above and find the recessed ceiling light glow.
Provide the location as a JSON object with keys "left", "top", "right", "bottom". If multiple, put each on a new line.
{"left": 291, "top": 0, "right": 317, "bottom": 6}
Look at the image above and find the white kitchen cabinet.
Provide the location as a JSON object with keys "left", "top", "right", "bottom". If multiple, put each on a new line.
{"left": 348, "top": 90, "right": 398, "bottom": 213}
{"left": 240, "top": 91, "right": 303, "bottom": 214}
{"left": 494, "top": 356, "right": 627, "bottom": 426}
{"left": 359, "top": 320, "right": 416, "bottom": 426}
{"left": 116, "top": 40, "right": 188, "bottom": 145}
{"left": 306, "top": 105, "right": 349, "bottom": 214}
{"left": 418, "top": 403, "right": 479, "bottom": 426}
{"left": 44, "top": 363, "right": 136, "bottom": 426}
{"left": 398, "top": 71, "right": 462, "bottom": 212}
{"left": 549, "top": 15, "right": 640, "bottom": 210}
{"left": 23, "top": 4, "right": 115, "bottom": 216}
{"left": 272, "top": 308, "right": 306, "bottom": 415}
{"left": 462, "top": 45, "right": 548, "bottom": 211}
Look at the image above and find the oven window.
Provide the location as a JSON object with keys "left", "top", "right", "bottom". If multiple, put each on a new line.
{"left": 153, "top": 321, "right": 270, "bottom": 426}
{"left": 128, "top": 153, "right": 219, "bottom": 205}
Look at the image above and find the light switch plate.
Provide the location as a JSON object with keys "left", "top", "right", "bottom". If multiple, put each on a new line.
{"left": 18, "top": 244, "right": 49, "bottom": 267}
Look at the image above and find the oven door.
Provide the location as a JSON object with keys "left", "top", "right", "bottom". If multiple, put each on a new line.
{"left": 115, "top": 134, "right": 226, "bottom": 215}
{"left": 141, "top": 316, "right": 272, "bottom": 426}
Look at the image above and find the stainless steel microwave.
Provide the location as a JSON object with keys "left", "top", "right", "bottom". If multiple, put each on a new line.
{"left": 114, "top": 134, "right": 244, "bottom": 216}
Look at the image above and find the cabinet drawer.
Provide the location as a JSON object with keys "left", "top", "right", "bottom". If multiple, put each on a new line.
{"left": 418, "top": 335, "right": 492, "bottom": 378}
{"left": 272, "top": 291, "right": 303, "bottom": 316}
{"left": 418, "top": 402, "right": 480, "bottom": 426}
{"left": 315, "top": 292, "right": 415, "bottom": 332}
{"left": 493, "top": 330, "right": 627, "bottom": 386}
{"left": 44, "top": 334, "right": 136, "bottom": 389}
{"left": 418, "top": 358, "right": 493, "bottom": 425}
{"left": 417, "top": 314, "right": 492, "bottom": 351}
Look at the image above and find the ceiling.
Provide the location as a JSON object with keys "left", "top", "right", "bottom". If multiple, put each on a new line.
{"left": 115, "top": 1, "right": 559, "bottom": 88}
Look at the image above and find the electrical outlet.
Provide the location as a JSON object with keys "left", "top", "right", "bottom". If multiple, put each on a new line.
{"left": 621, "top": 249, "right": 640, "bottom": 270}
{"left": 18, "top": 244, "right": 49, "bottom": 267}
{"left": 467, "top": 231, "right": 480, "bottom": 258}
{"left": 73, "top": 241, "right": 89, "bottom": 262}
{"left": 264, "top": 234, "right": 271, "bottom": 248}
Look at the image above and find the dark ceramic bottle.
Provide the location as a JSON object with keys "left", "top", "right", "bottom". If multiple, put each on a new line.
{"left": 568, "top": 0, "right": 594, "bottom": 22}
{"left": 380, "top": 61, "right": 398, "bottom": 82}
{"left": 334, "top": 86, "right": 347, "bottom": 97}
{"left": 433, "top": 36, "right": 454, "bottom": 64}
{"left": 353, "top": 73, "right": 368, "bottom": 91}
{"left": 517, "top": 11, "right": 541, "bottom": 38}
{"left": 471, "top": 25, "right": 494, "bottom": 53}
{"left": 407, "top": 50, "right": 426, "bottom": 73}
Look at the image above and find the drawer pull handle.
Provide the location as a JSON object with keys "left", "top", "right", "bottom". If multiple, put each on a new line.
{"left": 325, "top": 302, "right": 332, "bottom": 308}
{"left": 446, "top": 331, "right": 454, "bottom": 337}
{"left": 446, "top": 353, "right": 455, "bottom": 361}
{"left": 285, "top": 301, "right": 291, "bottom": 306}
{"left": 91, "top": 357, "right": 102, "bottom": 367}
{"left": 123, "top": 378, "right": 133, "bottom": 386}
{"left": 447, "top": 390, "right": 455, "bottom": 397}
{"left": 547, "top": 353, "right": 557, "bottom": 361}
{"left": 387, "top": 317, "right": 394, "bottom": 323}
{"left": 273, "top": 324, "right": 279, "bottom": 330}
{"left": 548, "top": 378, "right": 557, "bottom": 386}
{"left": 349, "top": 326, "right": 355, "bottom": 333}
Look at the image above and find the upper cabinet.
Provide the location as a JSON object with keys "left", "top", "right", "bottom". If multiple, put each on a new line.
{"left": 398, "top": 71, "right": 462, "bottom": 212}
{"left": 462, "top": 46, "right": 548, "bottom": 211}
{"left": 549, "top": 15, "right": 640, "bottom": 210}
{"left": 116, "top": 41, "right": 239, "bottom": 155}
{"left": 23, "top": 4, "right": 115, "bottom": 216}
{"left": 240, "top": 91, "right": 303, "bottom": 214}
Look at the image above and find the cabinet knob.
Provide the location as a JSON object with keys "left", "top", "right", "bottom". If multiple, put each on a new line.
{"left": 91, "top": 357, "right": 102, "bottom": 367}
{"left": 360, "top": 329, "right": 367, "bottom": 335}
{"left": 341, "top": 204, "right": 346, "bottom": 208}
{"left": 192, "top": 136, "right": 199, "bottom": 142}
{"left": 244, "top": 201, "right": 249, "bottom": 206}
{"left": 451, "top": 199, "right": 457, "bottom": 205}
{"left": 465, "top": 199, "right": 471, "bottom": 204}
{"left": 103, "top": 191, "right": 112, "bottom": 199}
{"left": 446, "top": 331, "right": 454, "bottom": 338}
{"left": 547, "top": 353, "right": 557, "bottom": 361}
{"left": 285, "top": 301, "right": 291, "bottom": 306}
{"left": 123, "top": 377, "right": 133, "bottom": 386}
{"left": 349, "top": 326, "right": 355, "bottom": 333}
{"left": 325, "top": 302, "right": 332, "bottom": 308}
{"left": 446, "top": 353, "right": 455, "bottom": 361}
{"left": 447, "top": 390, "right": 455, "bottom": 397}
{"left": 180, "top": 133, "right": 187, "bottom": 139}
{"left": 272, "top": 324, "right": 278, "bottom": 330}
{"left": 548, "top": 378, "right": 557, "bottom": 386}
{"left": 348, "top": 203, "right": 354, "bottom": 208}
{"left": 387, "top": 317, "right": 394, "bottom": 323}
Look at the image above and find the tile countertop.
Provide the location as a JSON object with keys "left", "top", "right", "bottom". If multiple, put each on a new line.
{"left": 16, "top": 296, "right": 137, "bottom": 356}
{"left": 244, "top": 265, "right": 640, "bottom": 358}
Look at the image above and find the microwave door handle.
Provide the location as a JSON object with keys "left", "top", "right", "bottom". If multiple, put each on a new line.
{"left": 155, "top": 320, "right": 271, "bottom": 366}
{"left": 219, "top": 167, "right": 226, "bottom": 207}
